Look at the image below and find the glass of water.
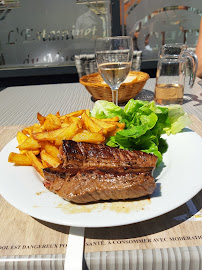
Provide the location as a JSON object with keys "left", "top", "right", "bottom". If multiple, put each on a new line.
{"left": 95, "top": 36, "right": 133, "bottom": 105}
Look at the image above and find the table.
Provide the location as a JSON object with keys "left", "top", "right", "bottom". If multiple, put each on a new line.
{"left": 0, "top": 78, "right": 201, "bottom": 127}
{"left": 0, "top": 78, "right": 202, "bottom": 270}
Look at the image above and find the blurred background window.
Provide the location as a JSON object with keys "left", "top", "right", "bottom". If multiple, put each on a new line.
{"left": 0, "top": 0, "right": 201, "bottom": 84}
{"left": 121, "top": 0, "right": 202, "bottom": 76}
{"left": 0, "top": 0, "right": 111, "bottom": 83}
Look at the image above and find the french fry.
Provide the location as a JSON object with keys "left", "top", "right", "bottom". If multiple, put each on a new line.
{"left": 39, "top": 141, "right": 61, "bottom": 161}
{"left": 72, "top": 130, "right": 105, "bottom": 144}
{"left": 55, "top": 121, "right": 80, "bottom": 146}
{"left": 106, "top": 127, "right": 123, "bottom": 138}
{"left": 100, "top": 116, "right": 120, "bottom": 122}
{"left": 37, "top": 112, "right": 46, "bottom": 125}
{"left": 91, "top": 117, "right": 117, "bottom": 133}
{"left": 63, "top": 116, "right": 82, "bottom": 128}
{"left": 8, "top": 152, "right": 32, "bottom": 166}
{"left": 20, "top": 149, "right": 40, "bottom": 155}
{"left": 105, "top": 121, "right": 125, "bottom": 129}
{"left": 17, "top": 137, "right": 41, "bottom": 150}
{"left": 17, "top": 131, "right": 40, "bottom": 155}
{"left": 85, "top": 109, "right": 90, "bottom": 116}
{"left": 60, "top": 110, "right": 85, "bottom": 120}
{"left": 55, "top": 111, "right": 60, "bottom": 117}
{"left": 9, "top": 109, "right": 122, "bottom": 178}
{"left": 17, "top": 131, "right": 28, "bottom": 145}
{"left": 26, "top": 151, "right": 44, "bottom": 178}
{"left": 67, "top": 116, "right": 80, "bottom": 124}
{"left": 41, "top": 114, "right": 61, "bottom": 131}
{"left": 70, "top": 117, "right": 83, "bottom": 129}
{"left": 81, "top": 112, "right": 104, "bottom": 134}
{"left": 62, "top": 116, "right": 72, "bottom": 125}
{"left": 61, "top": 122, "right": 70, "bottom": 128}
{"left": 22, "top": 127, "right": 32, "bottom": 136}
{"left": 32, "top": 127, "right": 67, "bottom": 141}
{"left": 40, "top": 150, "right": 61, "bottom": 168}
{"left": 41, "top": 159, "right": 50, "bottom": 168}
{"left": 31, "top": 127, "right": 43, "bottom": 134}
{"left": 22, "top": 124, "right": 43, "bottom": 136}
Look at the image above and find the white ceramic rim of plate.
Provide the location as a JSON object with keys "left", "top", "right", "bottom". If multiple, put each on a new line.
{"left": 0, "top": 129, "right": 202, "bottom": 227}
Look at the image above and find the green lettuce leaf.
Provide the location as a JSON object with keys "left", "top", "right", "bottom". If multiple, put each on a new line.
{"left": 124, "top": 99, "right": 149, "bottom": 117}
{"left": 163, "top": 105, "right": 192, "bottom": 135}
{"left": 92, "top": 99, "right": 190, "bottom": 165}
{"left": 91, "top": 100, "right": 125, "bottom": 121}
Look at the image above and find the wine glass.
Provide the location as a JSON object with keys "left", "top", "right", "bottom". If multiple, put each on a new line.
{"left": 95, "top": 36, "right": 133, "bottom": 105}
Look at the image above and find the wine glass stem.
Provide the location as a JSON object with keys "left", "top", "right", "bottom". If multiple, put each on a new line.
{"left": 111, "top": 88, "right": 119, "bottom": 106}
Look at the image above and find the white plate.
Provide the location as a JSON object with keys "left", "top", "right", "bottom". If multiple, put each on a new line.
{"left": 0, "top": 129, "right": 202, "bottom": 228}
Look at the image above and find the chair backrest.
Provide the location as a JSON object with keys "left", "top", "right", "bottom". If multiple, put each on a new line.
{"left": 131, "top": 50, "right": 142, "bottom": 71}
{"left": 75, "top": 54, "right": 98, "bottom": 79}
{"left": 75, "top": 50, "right": 142, "bottom": 79}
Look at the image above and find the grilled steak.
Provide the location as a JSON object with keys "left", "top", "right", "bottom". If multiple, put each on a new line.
{"left": 43, "top": 167, "right": 156, "bottom": 204}
{"left": 43, "top": 141, "right": 158, "bottom": 204}
{"left": 60, "top": 140, "right": 157, "bottom": 171}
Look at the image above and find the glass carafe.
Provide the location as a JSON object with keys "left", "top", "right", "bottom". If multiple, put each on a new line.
{"left": 154, "top": 44, "right": 198, "bottom": 105}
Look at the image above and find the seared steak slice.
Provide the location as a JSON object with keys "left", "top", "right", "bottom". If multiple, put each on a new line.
{"left": 59, "top": 140, "right": 157, "bottom": 170}
{"left": 43, "top": 167, "right": 156, "bottom": 204}
{"left": 43, "top": 141, "right": 158, "bottom": 204}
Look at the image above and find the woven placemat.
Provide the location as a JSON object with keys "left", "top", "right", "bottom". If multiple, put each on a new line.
{"left": 0, "top": 116, "right": 201, "bottom": 256}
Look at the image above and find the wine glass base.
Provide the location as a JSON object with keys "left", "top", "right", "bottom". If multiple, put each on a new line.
{"left": 91, "top": 96, "right": 97, "bottom": 103}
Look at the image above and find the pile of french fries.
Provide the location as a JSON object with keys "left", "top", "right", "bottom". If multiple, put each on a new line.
{"left": 8, "top": 109, "right": 125, "bottom": 178}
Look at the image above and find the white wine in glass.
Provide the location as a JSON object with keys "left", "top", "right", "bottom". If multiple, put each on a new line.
{"left": 95, "top": 36, "right": 133, "bottom": 105}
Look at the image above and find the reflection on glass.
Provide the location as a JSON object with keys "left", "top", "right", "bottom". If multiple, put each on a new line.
{"left": 122, "top": 1, "right": 201, "bottom": 63}
{"left": 0, "top": 0, "right": 110, "bottom": 70}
